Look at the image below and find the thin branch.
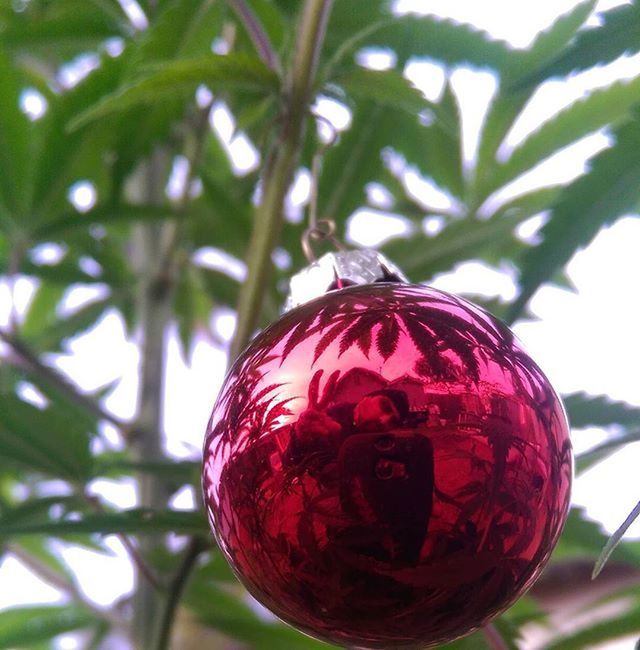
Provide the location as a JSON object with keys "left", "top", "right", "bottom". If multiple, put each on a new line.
{"left": 483, "top": 622, "right": 510, "bottom": 650}
{"left": 230, "top": 0, "right": 335, "bottom": 360}
{"left": 83, "top": 492, "right": 160, "bottom": 590}
{"left": 7, "top": 542, "right": 121, "bottom": 627}
{"left": 225, "top": 0, "right": 281, "bottom": 72}
{"left": 153, "top": 536, "right": 209, "bottom": 650}
{"left": 0, "top": 329, "right": 127, "bottom": 431}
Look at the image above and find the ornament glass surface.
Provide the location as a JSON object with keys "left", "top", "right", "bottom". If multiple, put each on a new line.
{"left": 203, "top": 283, "right": 572, "bottom": 649}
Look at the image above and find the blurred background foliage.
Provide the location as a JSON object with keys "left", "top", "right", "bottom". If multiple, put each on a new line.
{"left": 0, "top": 0, "right": 640, "bottom": 648}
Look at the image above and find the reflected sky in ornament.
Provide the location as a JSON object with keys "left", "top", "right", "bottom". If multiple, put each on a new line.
{"left": 204, "top": 284, "right": 572, "bottom": 648}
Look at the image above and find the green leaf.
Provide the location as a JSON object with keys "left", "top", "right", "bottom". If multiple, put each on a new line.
{"left": 393, "top": 82, "right": 464, "bottom": 198}
{"left": 0, "top": 508, "right": 207, "bottom": 537}
{"left": 509, "top": 114, "right": 640, "bottom": 320}
{"left": 1, "top": 0, "right": 129, "bottom": 56}
{"left": 564, "top": 392, "right": 640, "bottom": 429}
{"left": 94, "top": 457, "right": 199, "bottom": 484}
{"left": 383, "top": 186, "right": 553, "bottom": 280}
{"left": 504, "top": 0, "right": 597, "bottom": 84}
{"left": 492, "top": 72, "right": 640, "bottom": 192}
{"left": 554, "top": 507, "right": 640, "bottom": 564}
{"left": 9, "top": 536, "right": 76, "bottom": 586}
{"left": 186, "top": 578, "right": 331, "bottom": 649}
{"left": 334, "top": 68, "right": 434, "bottom": 115}
{"left": 21, "top": 282, "right": 67, "bottom": 341}
{"left": 69, "top": 54, "right": 278, "bottom": 130}
{"left": 545, "top": 599, "right": 640, "bottom": 649}
{"left": 475, "top": 1, "right": 596, "bottom": 191}
{"left": 330, "top": 14, "right": 514, "bottom": 72}
{"left": 174, "top": 265, "right": 213, "bottom": 356}
{"left": 520, "top": 2, "right": 640, "bottom": 87}
{"left": 0, "top": 606, "right": 94, "bottom": 649}
{"left": 27, "top": 297, "right": 111, "bottom": 352}
{"left": 576, "top": 430, "right": 640, "bottom": 474}
{"left": 318, "top": 103, "right": 391, "bottom": 225}
{"left": 34, "top": 204, "right": 176, "bottom": 237}
{"left": 128, "top": 0, "right": 223, "bottom": 67}
{"left": 29, "top": 52, "right": 128, "bottom": 218}
{"left": 197, "top": 266, "right": 241, "bottom": 311}
{"left": 0, "top": 394, "right": 93, "bottom": 480}
{"left": 0, "top": 48, "right": 32, "bottom": 220}
{"left": 0, "top": 495, "right": 86, "bottom": 527}
{"left": 593, "top": 499, "right": 640, "bottom": 578}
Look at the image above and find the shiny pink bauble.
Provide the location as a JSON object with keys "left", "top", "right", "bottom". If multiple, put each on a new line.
{"left": 203, "top": 283, "right": 572, "bottom": 649}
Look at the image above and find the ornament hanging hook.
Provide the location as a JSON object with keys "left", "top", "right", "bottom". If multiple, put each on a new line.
{"left": 301, "top": 112, "right": 345, "bottom": 262}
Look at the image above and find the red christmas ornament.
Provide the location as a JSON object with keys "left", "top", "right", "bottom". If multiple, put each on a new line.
{"left": 203, "top": 253, "right": 571, "bottom": 649}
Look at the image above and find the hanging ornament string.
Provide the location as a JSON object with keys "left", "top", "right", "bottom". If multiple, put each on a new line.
{"left": 301, "top": 113, "right": 346, "bottom": 262}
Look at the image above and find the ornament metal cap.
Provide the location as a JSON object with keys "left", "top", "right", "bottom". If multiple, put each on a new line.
{"left": 284, "top": 248, "right": 408, "bottom": 312}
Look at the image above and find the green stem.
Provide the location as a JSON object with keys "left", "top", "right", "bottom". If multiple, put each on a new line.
{"left": 229, "top": 0, "right": 334, "bottom": 361}
{"left": 130, "top": 150, "right": 175, "bottom": 650}
{"left": 152, "top": 536, "right": 209, "bottom": 650}
{"left": 225, "top": 0, "right": 281, "bottom": 72}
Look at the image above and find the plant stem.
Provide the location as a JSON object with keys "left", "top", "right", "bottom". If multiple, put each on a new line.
{"left": 229, "top": 0, "right": 334, "bottom": 361}
{"left": 130, "top": 150, "right": 175, "bottom": 650}
{"left": 82, "top": 491, "right": 159, "bottom": 590}
{"left": 0, "top": 329, "right": 126, "bottom": 431}
{"left": 483, "top": 622, "right": 509, "bottom": 650}
{"left": 7, "top": 543, "right": 121, "bottom": 627}
{"left": 153, "top": 536, "right": 209, "bottom": 650}
{"left": 225, "top": 0, "right": 280, "bottom": 72}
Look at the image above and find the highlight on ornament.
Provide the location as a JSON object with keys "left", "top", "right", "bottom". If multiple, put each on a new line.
{"left": 203, "top": 250, "right": 572, "bottom": 649}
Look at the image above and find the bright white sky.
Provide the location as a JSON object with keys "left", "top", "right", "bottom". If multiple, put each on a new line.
{"left": 1, "top": 2, "right": 639, "bottom": 649}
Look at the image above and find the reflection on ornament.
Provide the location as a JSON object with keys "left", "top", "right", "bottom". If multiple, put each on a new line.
{"left": 203, "top": 282, "right": 572, "bottom": 649}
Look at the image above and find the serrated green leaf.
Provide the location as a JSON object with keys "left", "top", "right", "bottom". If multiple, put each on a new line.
{"left": 0, "top": 605, "right": 94, "bottom": 649}
{"left": 564, "top": 392, "right": 640, "bottom": 429}
{"left": 483, "top": 185, "right": 562, "bottom": 222}
{"left": 393, "top": 83, "right": 464, "bottom": 199}
{"left": 475, "top": 90, "right": 531, "bottom": 197}
{"left": 475, "top": 1, "right": 596, "bottom": 194}
{"left": 520, "top": 2, "right": 640, "bottom": 87}
{"left": 383, "top": 185, "right": 552, "bottom": 280}
{"left": 493, "top": 72, "right": 640, "bottom": 192}
{"left": 335, "top": 68, "right": 434, "bottom": 115}
{"left": 69, "top": 54, "right": 278, "bottom": 130}
{"left": 504, "top": 0, "right": 597, "bottom": 83}
{"left": 509, "top": 114, "right": 640, "bottom": 320}
{"left": 329, "top": 14, "right": 514, "bottom": 72}
{"left": 0, "top": 394, "right": 93, "bottom": 480}
{"left": 0, "top": 508, "right": 206, "bottom": 536}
